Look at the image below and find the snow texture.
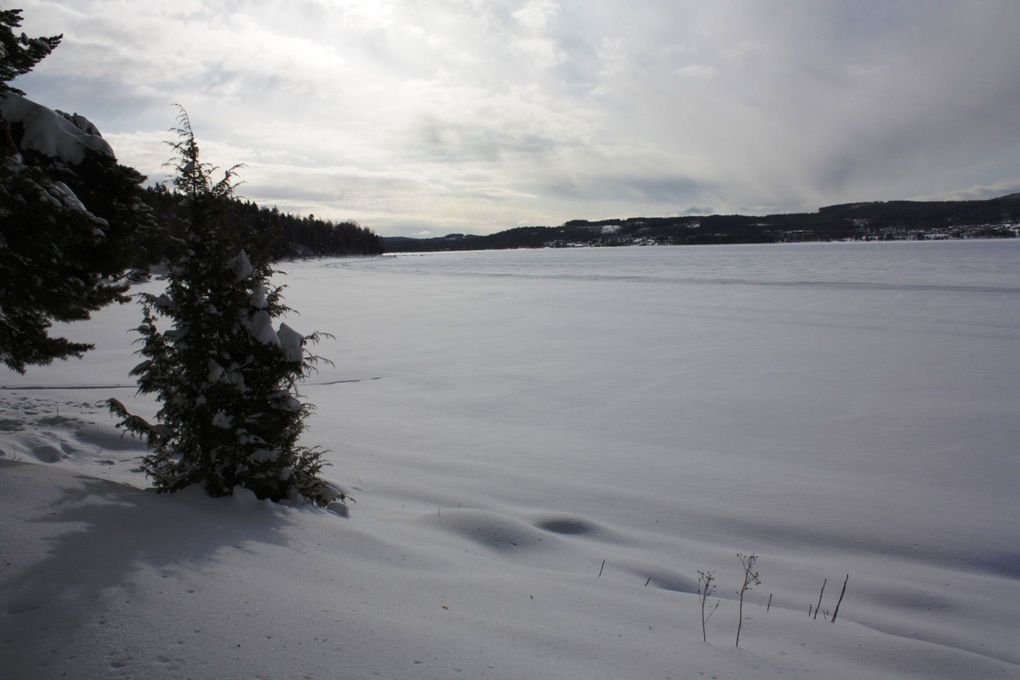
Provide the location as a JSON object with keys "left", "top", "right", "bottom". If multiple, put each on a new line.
{"left": 0, "top": 92, "right": 114, "bottom": 164}
{"left": 56, "top": 110, "right": 102, "bottom": 137}
{"left": 229, "top": 249, "right": 253, "bottom": 282}
{"left": 243, "top": 310, "right": 280, "bottom": 346}
{"left": 249, "top": 282, "right": 268, "bottom": 310}
{"left": 211, "top": 411, "right": 232, "bottom": 429}
{"left": 48, "top": 181, "right": 87, "bottom": 214}
{"left": 1, "top": 241, "right": 1018, "bottom": 680}
{"left": 1, "top": 154, "right": 102, "bottom": 222}
{"left": 273, "top": 395, "right": 302, "bottom": 412}
{"left": 206, "top": 359, "right": 224, "bottom": 383}
{"left": 277, "top": 322, "right": 304, "bottom": 362}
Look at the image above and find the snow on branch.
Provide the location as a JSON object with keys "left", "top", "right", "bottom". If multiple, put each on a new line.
{"left": 0, "top": 92, "right": 114, "bottom": 164}
{"left": 230, "top": 250, "right": 253, "bottom": 281}
{"left": 278, "top": 323, "right": 304, "bottom": 362}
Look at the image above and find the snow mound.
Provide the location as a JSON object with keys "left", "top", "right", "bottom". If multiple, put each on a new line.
{"left": 56, "top": 110, "right": 102, "bottom": 137}
{"left": 0, "top": 392, "right": 147, "bottom": 479}
{"left": 425, "top": 508, "right": 552, "bottom": 553}
{"left": 0, "top": 92, "right": 115, "bottom": 164}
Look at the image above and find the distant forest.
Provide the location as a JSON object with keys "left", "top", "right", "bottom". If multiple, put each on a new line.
{"left": 384, "top": 193, "right": 1020, "bottom": 253}
{"left": 143, "top": 186, "right": 1020, "bottom": 258}
{"left": 143, "top": 185, "right": 383, "bottom": 260}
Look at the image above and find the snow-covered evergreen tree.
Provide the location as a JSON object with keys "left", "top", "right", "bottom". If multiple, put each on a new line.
{"left": 109, "top": 109, "right": 339, "bottom": 506}
{"left": 0, "top": 8, "right": 155, "bottom": 372}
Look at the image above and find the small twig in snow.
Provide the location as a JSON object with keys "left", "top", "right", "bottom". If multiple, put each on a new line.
{"left": 831, "top": 574, "right": 849, "bottom": 623}
{"left": 813, "top": 578, "right": 827, "bottom": 621}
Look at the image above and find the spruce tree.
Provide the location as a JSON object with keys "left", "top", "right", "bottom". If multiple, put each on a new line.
{"left": 0, "top": 9, "right": 60, "bottom": 95}
{"left": 109, "top": 109, "right": 340, "bottom": 506}
{"left": 0, "top": 8, "right": 155, "bottom": 372}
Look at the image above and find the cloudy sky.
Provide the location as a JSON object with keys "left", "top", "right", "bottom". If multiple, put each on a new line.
{"left": 12, "top": 0, "right": 1020, "bottom": 236}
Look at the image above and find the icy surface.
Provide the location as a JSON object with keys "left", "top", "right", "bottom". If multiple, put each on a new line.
{"left": 1, "top": 240, "right": 1018, "bottom": 679}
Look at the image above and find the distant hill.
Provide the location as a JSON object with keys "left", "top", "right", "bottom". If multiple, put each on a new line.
{"left": 384, "top": 193, "right": 1020, "bottom": 252}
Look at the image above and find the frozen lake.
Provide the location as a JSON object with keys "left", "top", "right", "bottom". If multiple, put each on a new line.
{"left": 303, "top": 240, "right": 1020, "bottom": 661}
{"left": 3, "top": 239, "right": 1019, "bottom": 675}
{"left": 300, "top": 241, "right": 1020, "bottom": 533}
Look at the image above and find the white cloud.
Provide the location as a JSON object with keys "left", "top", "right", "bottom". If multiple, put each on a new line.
{"left": 675, "top": 64, "right": 716, "bottom": 80}
{"left": 513, "top": 0, "right": 560, "bottom": 32}
{"left": 13, "top": 0, "right": 1020, "bottom": 234}
{"left": 511, "top": 0, "right": 566, "bottom": 68}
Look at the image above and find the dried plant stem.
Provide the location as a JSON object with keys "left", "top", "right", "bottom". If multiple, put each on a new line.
{"left": 697, "top": 570, "right": 718, "bottom": 643}
{"left": 831, "top": 574, "right": 849, "bottom": 623}
{"left": 735, "top": 554, "right": 761, "bottom": 648}
{"left": 813, "top": 579, "right": 827, "bottom": 620}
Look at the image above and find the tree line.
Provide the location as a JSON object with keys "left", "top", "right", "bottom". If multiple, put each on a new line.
{"left": 143, "top": 185, "right": 382, "bottom": 261}
{"left": 385, "top": 195, "right": 1020, "bottom": 252}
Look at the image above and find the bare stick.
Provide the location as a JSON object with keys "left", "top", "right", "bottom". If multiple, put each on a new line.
{"left": 645, "top": 577, "right": 651, "bottom": 587}
{"left": 598, "top": 559, "right": 605, "bottom": 578}
{"left": 830, "top": 574, "right": 849, "bottom": 623}
{"left": 735, "top": 554, "right": 761, "bottom": 647}
{"left": 766, "top": 593, "right": 772, "bottom": 612}
{"left": 813, "top": 578, "right": 827, "bottom": 620}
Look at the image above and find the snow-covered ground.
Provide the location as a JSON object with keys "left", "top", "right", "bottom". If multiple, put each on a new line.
{"left": 2, "top": 240, "right": 1019, "bottom": 679}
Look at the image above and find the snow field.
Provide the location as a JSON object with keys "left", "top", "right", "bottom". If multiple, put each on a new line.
{"left": 2, "top": 241, "right": 1019, "bottom": 679}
